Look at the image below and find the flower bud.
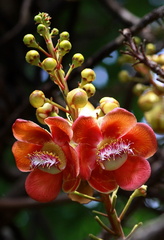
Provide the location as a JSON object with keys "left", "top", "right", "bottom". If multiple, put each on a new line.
{"left": 23, "top": 34, "right": 39, "bottom": 48}
{"left": 72, "top": 53, "right": 84, "bottom": 68}
{"left": 99, "top": 97, "right": 120, "bottom": 114}
{"left": 118, "top": 70, "right": 131, "bottom": 83}
{"left": 29, "top": 90, "right": 45, "bottom": 108}
{"left": 37, "top": 24, "right": 47, "bottom": 36}
{"left": 36, "top": 103, "right": 58, "bottom": 124}
{"left": 67, "top": 88, "right": 88, "bottom": 109}
{"left": 146, "top": 43, "right": 156, "bottom": 55}
{"left": 60, "top": 31, "right": 69, "bottom": 41}
{"left": 138, "top": 90, "right": 160, "bottom": 112}
{"left": 25, "top": 50, "right": 40, "bottom": 66}
{"left": 80, "top": 68, "right": 96, "bottom": 87}
{"left": 51, "top": 28, "right": 59, "bottom": 36}
{"left": 133, "top": 83, "right": 148, "bottom": 96}
{"left": 34, "top": 15, "right": 42, "bottom": 24}
{"left": 82, "top": 83, "right": 96, "bottom": 98}
{"left": 59, "top": 40, "right": 72, "bottom": 56}
{"left": 41, "top": 57, "right": 57, "bottom": 72}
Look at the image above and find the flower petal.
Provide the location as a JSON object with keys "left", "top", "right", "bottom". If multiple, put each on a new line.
{"left": 88, "top": 166, "right": 117, "bottom": 193}
{"left": 114, "top": 155, "right": 151, "bottom": 191}
{"left": 25, "top": 169, "right": 62, "bottom": 202}
{"left": 72, "top": 116, "right": 102, "bottom": 145}
{"left": 45, "top": 117, "right": 73, "bottom": 145}
{"left": 12, "top": 119, "right": 52, "bottom": 144}
{"left": 77, "top": 144, "right": 97, "bottom": 180}
{"left": 122, "top": 123, "right": 157, "bottom": 158}
{"left": 100, "top": 108, "right": 137, "bottom": 139}
{"left": 12, "top": 141, "right": 41, "bottom": 171}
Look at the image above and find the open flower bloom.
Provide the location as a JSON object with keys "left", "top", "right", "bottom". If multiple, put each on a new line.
{"left": 12, "top": 117, "right": 80, "bottom": 202}
{"left": 72, "top": 108, "right": 157, "bottom": 193}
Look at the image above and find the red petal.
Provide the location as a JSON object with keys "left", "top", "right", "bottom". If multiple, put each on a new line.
{"left": 12, "top": 119, "right": 52, "bottom": 144}
{"left": 45, "top": 117, "right": 72, "bottom": 145}
{"left": 72, "top": 116, "right": 102, "bottom": 145}
{"left": 12, "top": 141, "right": 41, "bottom": 171}
{"left": 88, "top": 166, "right": 117, "bottom": 193}
{"left": 100, "top": 108, "right": 137, "bottom": 139}
{"left": 25, "top": 169, "right": 62, "bottom": 202}
{"left": 114, "top": 155, "right": 151, "bottom": 191}
{"left": 122, "top": 123, "right": 157, "bottom": 158}
{"left": 77, "top": 144, "right": 97, "bottom": 180}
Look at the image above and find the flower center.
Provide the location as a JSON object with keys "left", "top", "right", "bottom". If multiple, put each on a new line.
{"left": 97, "top": 140, "right": 133, "bottom": 170}
{"left": 27, "top": 142, "right": 66, "bottom": 174}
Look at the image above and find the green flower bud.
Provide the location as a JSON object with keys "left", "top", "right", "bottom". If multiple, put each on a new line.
{"left": 25, "top": 50, "right": 40, "bottom": 66}
{"left": 23, "top": 34, "right": 39, "bottom": 48}
{"left": 29, "top": 90, "right": 45, "bottom": 108}
{"left": 72, "top": 53, "right": 84, "bottom": 68}
{"left": 41, "top": 57, "right": 57, "bottom": 72}
{"left": 118, "top": 70, "right": 131, "bottom": 83}
{"left": 37, "top": 24, "right": 47, "bottom": 36}
{"left": 146, "top": 43, "right": 156, "bottom": 55}
{"left": 138, "top": 90, "right": 160, "bottom": 112}
{"left": 59, "top": 40, "right": 72, "bottom": 56}
{"left": 80, "top": 68, "right": 96, "bottom": 86}
{"left": 67, "top": 88, "right": 88, "bottom": 109}
{"left": 133, "top": 83, "right": 148, "bottom": 96}
{"left": 60, "top": 31, "right": 69, "bottom": 41}
{"left": 34, "top": 15, "right": 42, "bottom": 24}
{"left": 82, "top": 83, "right": 96, "bottom": 98}
{"left": 51, "top": 28, "right": 59, "bottom": 36}
{"left": 99, "top": 97, "right": 120, "bottom": 114}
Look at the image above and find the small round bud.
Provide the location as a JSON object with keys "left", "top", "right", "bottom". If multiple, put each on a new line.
{"left": 25, "top": 50, "right": 40, "bottom": 66}
{"left": 37, "top": 24, "right": 47, "bottom": 36}
{"left": 146, "top": 43, "right": 156, "bottom": 55}
{"left": 41, "top": 57, "right": 57, "bottom": 72}
{"left": 36, "top": 102, "right": 58, "bottom": 124}
{"left": 81, "top": 68, "right": 96, "bottom": 84}
{"left": 51, "top": 28, "right": 59, "bottom": 36}
{"left": 23, "top": 34, "right": 39, "bottom": 48}
{"left": 29, "top": 90, "right": 45, "bottom": 108}
{"left": 82, "top": 83, "right": 96, "bottom": 98}
{"left": 133, "top": 83, "right": 148, "bottom": 96}
{"left": 99, "top": 97, "right": 120, "bottom": 114}
{"left": 59, "top": 40, "right": 72, "bottom": 56}
{"left": 67, "top": 88, "right": 88, "bottom": 109}
{"left": 118, "top": 70, "right": 131, "bottom": 83}
{"left": 60, "top": 31, "right": 69, "bottom": 41}
{"left": 34, "top": 15, "right": 42, "bottom": 24}
{"left": 72, "top": 53, "right": 84, "bottom": 68}
{"left": 138, "top": 90, "right": 160, "bottom": 112}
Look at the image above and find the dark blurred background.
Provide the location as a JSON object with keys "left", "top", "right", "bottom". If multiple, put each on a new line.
{"left": 0, "top": 0, "right": 164, "bottom": 240}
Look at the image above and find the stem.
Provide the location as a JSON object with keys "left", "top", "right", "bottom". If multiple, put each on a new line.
{"left": 72, "top": 191, "right": 102, "bottom": 202}
{"left": 95, "top": 216, "right": 115, "bottom": 235}
{"left": 101, "top": 194, "right": 125, "bottom": 239}
{"left": 45, "top": 98, "right": 70, "bottom": 113}
{"left": 89, "top": 234, "right": 103, "bottom": 240}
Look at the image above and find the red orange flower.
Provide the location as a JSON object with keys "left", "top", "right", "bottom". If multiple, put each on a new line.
{"left": 72, "top": 108, "right": 157, "bottom": 193}
{"left": 12, "top": 117, "right": 80, "bottom": 202}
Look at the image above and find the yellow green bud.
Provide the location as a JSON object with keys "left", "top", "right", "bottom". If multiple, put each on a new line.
{"left": 29, "top": 90, "right": 45, "bottom": 108}
{"left": 59, "top": 40, "right": 72, "bottom": 56}
{"left": 41, "top": 57, "right": 57, "bottom": 72}
{"left": 80, "top": 68, "right": 96, "bottom": 86}
{"left": 36, "top": 102, "right": 58, "bottom": 124}
{"left": 82, "top": 83, "right": 96, "bottom": 98}
{"left": 72, "top": 53, "right": 84, "bottom": 68}
{"left": 99, "top": 97, "right": 120, "bottom": 114}
{"left": 118, "top": 70, "right": 131, "bottom": 83}
{"left": 51, "top": 28, "right": 59, "bottom": 36}
{"left": 34, "top": 15, "right": 42, "bottom": 24}
{"left": 60, "top": 31, "right": 69, "bottom": 41}
{"left": 133, "top": 83, "right": 149, "bottom": 96}
{"left": 37, "top": 24, "right": 47, "bottom": 36}
{"left": 146, "top": 43, "right": 156, "bottom": 55}
{"left": 25, "top": 50, "right": 40, "bottom": 66}
{"left": 67, "top": 88, "right": 88, "bottom": 109}
{"left": 138, "top": 90, "right": 160, "bottom": 112}
{"left": 23, "top": 34, "right": 39, "bottom": 48}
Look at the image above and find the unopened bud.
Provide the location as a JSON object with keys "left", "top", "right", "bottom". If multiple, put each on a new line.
{"left": 34, "top": 15, "right": 42, "bottom": 24}
{"left": 37, "top": 24, "right": 47, "bottom": 36}
{"left": 36, "top": 102, "right": 58, "bottom": 124}
{"left": 67, "top": 88, "right": 88, "bottom": 109}
{"left": 60, "top": 31, "right": 69, "bottom": 41}
{"left": 29, "top": 90, "right": 45, "bottom": 108}
{"left": 59, "top": 40, "right": 72, "bottom": 56}
{"left": 146, "top": 43, "right": 156, "bottom": 55}
{"left": 72, "top": 53, "right": 84, "bottom": 68}
{"left": 99, "top": 97, "right": 120, "bottom": 114}
{"left": 118, "top": 70, "right": 131, "bottom": 83}
{"left": 80, "top": 68, "right": 96, "bottom": 87}
{"left": 133, "top": 83, "right": 148, "bottom": 96}
{"left": 25, "top": 50, "right": 40, "bottom": 66}
{"left": 82, "top": 83, "right": 96, "bottom": 98}
{"left": 133, "top": 185, "right": 147, "bottom": 198}
{"left": 41, "top": 57, "right": 57, "bottom": 72}
{"left": 23, "top": 34, "right": 39, "bottom": 48}
{"left": 138, "top": 90, "right": 159, "bottom": 112}
{"left": 51, "top": 28, "right": 59, "bottom": 36}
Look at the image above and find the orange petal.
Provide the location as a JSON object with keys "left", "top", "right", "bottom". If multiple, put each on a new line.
{"left": 101, "top": 108, "right": 137, "bottom": 139}
{"left": 12, "top": 141, "right": 41, "bottom": 171}
{"left": 72, "top": 116, "right": 102, "bottom": 145}
{"left": 88, "top": 166, "right": 117, "bottom": 193}
{"left": 45, "top": 117, "right": 73, "bottom": 145}
{"left": 25, "top": 169, "right": 62, "bottom": 202}
{"left": 122, "top": 123, "right": 157, "bottom": 158}
{"left": 12, "top": 119, "right": 52, "bottom": 144}
{"left": 114, "top": 155, "right": 151, "bottom": 191}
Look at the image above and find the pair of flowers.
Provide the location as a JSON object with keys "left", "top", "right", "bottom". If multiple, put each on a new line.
{"left": 12, "top": 108, "right": 157, "bottom": 203}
